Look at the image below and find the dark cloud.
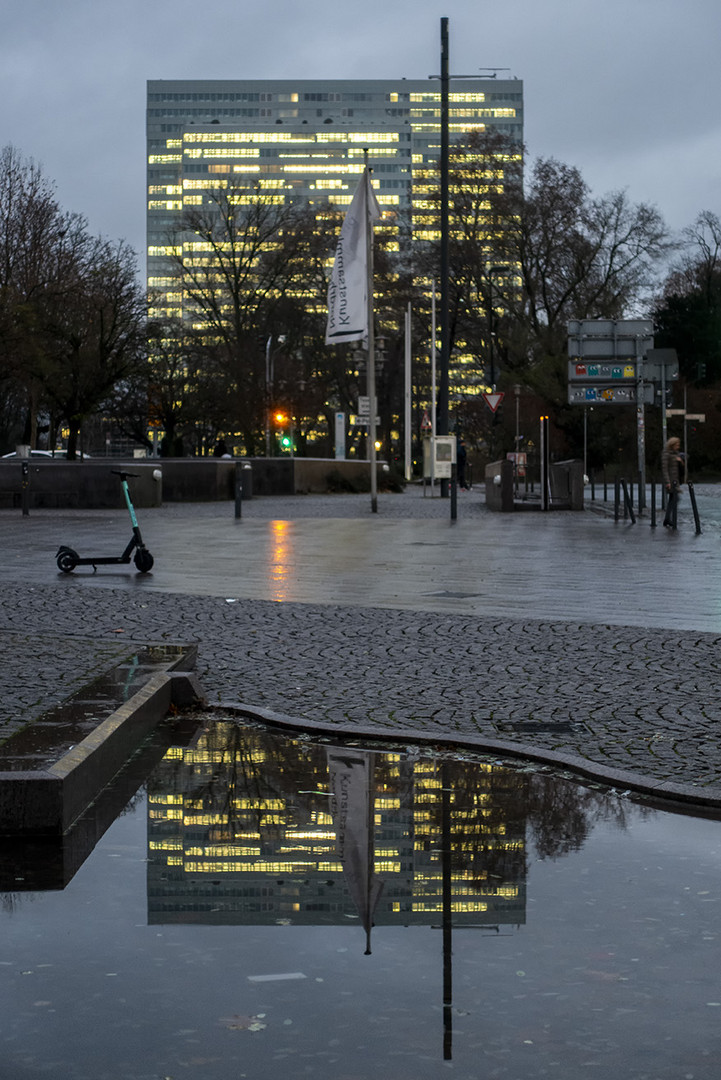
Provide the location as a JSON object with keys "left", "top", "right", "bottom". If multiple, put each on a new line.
{"left": 1, "top": 0, "right": 719, "bottom": 259}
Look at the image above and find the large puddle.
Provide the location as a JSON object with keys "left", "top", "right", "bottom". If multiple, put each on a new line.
{"left": 1, "top": 716, "right": 720, "bottom": 1079}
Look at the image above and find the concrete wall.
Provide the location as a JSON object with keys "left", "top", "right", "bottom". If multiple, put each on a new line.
{"left": 156, "top": 459, "right": 237, "bottom": 502}
{"left": 0, "top": 456, "right": 392, "bottom": 507}
{"left": 0, "top": 461, "right": 163, "bottom": 509}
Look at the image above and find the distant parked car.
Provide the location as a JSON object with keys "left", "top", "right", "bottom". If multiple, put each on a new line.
{"left": 3, "top": 449, "right": 58, "bottom": 459}
{"left": 2, "top": 449, "right": 91, "bottom": 459}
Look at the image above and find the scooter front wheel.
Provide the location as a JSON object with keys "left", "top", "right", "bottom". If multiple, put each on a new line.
{"left": 134, "top": 548, "right": 154, "bottom": 573}
{"left": 57, "top": 547, "right": 79, "bottom": 573}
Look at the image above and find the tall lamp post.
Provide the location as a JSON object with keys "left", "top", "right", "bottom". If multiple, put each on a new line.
{"left": 265, "top": 334, "right": 286, "bottom": 457}
{"left": 486, "top": 265, "right": 507, "bottom": 390}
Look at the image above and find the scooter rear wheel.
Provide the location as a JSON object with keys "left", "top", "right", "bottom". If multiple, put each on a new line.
{"left": 57, "top": 548, "right": 79, "bottom": 573}
{"left": 134, "top": 548, "right": 154, "bottom": 573}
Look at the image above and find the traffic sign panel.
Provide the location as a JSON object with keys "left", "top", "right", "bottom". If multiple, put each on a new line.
{"left": 568, "top": 361, "right": 635, "bottom": 381}
{"left": 483, "top": 392, "right": 504, "bottom": 412}
{"left": 568, "top": 384, "right": 655, "bottom": 405}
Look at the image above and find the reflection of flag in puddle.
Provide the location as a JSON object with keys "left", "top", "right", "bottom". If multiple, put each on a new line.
{"left": 327, "top": 749, "right": 384, "bottom": 955}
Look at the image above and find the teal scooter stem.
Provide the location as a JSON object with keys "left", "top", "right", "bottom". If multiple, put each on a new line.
{"left": 56, "top": 471, "right": 154, "bottom": 574}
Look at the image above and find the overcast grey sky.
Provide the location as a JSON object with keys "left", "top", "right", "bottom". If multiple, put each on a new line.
{"left": 1, "top": 0, "right": 719, "bottom": 264}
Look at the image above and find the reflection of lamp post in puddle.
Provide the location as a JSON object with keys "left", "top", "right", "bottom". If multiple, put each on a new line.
{"left": 442, "top": 761, "right": 453, "bottom": 1060}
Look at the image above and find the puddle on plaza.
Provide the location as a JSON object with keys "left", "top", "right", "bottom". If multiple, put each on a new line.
{"left": 1, "top": 716, "right": 720, "bottom": 1080}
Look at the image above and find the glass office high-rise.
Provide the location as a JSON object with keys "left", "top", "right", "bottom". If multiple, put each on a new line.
{"left": 146, "top": 77, "right": 524, "bottom": 442}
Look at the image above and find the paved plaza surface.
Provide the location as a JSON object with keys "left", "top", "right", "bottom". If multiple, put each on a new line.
{"left": 1, "top": 484, "right": 721, "bottom": 802}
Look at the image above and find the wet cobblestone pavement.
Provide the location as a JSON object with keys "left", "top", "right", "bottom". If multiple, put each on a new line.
{"left": 1, "top": 487, "right": 721, "bottom": 798}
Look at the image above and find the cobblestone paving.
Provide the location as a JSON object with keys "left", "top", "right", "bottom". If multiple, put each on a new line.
{"left": 0, "top": 631, "right": 137, "bottom": 739}
{"left": 2, "top": 577, "right": 721, "bottom": 792}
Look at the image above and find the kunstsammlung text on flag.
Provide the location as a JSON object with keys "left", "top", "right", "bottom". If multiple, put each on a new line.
{"left": 325, "top": 168, "right": 382, "bottom": 346}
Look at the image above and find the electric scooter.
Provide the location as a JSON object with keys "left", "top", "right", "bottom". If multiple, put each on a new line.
{"left": 56, "top": 470, "right": 154, "bottom": 574}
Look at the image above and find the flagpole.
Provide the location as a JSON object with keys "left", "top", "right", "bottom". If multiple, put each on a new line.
{"left": 431, "top": 279, "right": 437, "bottom": 488}
{"left": 404, "top": 302, "right": 412, "bottom": 482}
{"left": 365, "top": 151, "right": 378, "bottom": 513}
{"left": 438, "top": 17, "right": 450, "bottom": 500}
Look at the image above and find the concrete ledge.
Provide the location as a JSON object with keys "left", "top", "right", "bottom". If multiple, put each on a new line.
{"left": 0, "top": 670, "right": 206, "bottom": 835}
{"left": 217, "top": 700, "right": 721, "bottom": 818}
{"left": 0, "top": 456, "right": 396, "bottom": 506}
{"left": 0, "top": 461, "right": 163, "bottom": 509}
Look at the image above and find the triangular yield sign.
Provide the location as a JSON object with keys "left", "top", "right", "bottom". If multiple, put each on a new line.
{"left": 483, "top": 391, "right": 504, "bottom": 413}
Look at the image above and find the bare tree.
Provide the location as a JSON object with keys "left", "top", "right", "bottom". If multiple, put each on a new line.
{"left": 169, "top": 184, "right": 322, "bottom": 453}
{"left": 38, "top": 237, "right": 147, "bottom": 458}
{"left": 512, "top": 157, "right": 670, "bottom": 363}
{"left": 654, "top": 210, "right": 721, "bottom": 385}
{"left": 0, "top": 146, "right": 148, "bottom": 456}
{"left": 0, "top": 145, "right": 85, "bottom": 446}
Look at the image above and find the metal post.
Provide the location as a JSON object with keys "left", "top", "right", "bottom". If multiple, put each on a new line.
{"left": 583, "top": 406, "right": 587, "bottom": 478}
{"left": 450, "top": 462, "right": 457, "bottom": 521}
{"left": 438, "top": 17, "right": 450, "bottom": 497}
{"left": 364, "top": 154, "right": 378, "bottom": 514}
{"left": 431, "top": 280, "right": 437, "bottom": 489}
{"left": 514, "top": 383, "right": 520, "bottom": 493}
{"left": 621, "top": 479, "right": 636, "bottom": 524}
{"left": 21, "top": 461, "right": 29, "bottom": 517}
{"left": 689, "top": 482, "right": 702, "bottom": 534}
{"left": 404, "top": 302, "right": 412, "bottom": 482}
{"left": 614, "top": 477, "right": 620, "bottom": 522}
{"left": 650, "top": 479, "right": 656, "bottom": 528}
{"left": 265, "top": 335, "right": 272, "bottom": 457}
{"left": 661, "top": 360, "right": 668, "bottom": 454}
{"left": 636, "top": 335, "right": 646, "bottom": 511}
{"left": 540, "top": 416, "right": 550, "bottom": 511}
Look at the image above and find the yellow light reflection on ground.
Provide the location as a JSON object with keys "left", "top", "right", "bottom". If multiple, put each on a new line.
{"left": 268, "top": 520, "right": 293, "bottom": 601}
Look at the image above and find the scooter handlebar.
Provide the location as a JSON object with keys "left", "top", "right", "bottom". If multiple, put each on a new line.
{"left": 111, "top": 469, "right": 139, "bottom": 480}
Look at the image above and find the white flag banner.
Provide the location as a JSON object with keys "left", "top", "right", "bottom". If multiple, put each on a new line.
{"left": 325, "top": 168, "right": 382, "bottom": 346}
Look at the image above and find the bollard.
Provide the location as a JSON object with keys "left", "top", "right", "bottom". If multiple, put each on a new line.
{"left": 621, "top": 478, "right": 636, "bottom": 524}
{"left": 614, "top": 477, "right": 620, "bottom": 522}
{"left": 450, "top": 466, "right": 457, "bottom": 522}
{"left": 234, "top": 480, "right": 242, "bottom": 519}
{"left": 241, "top": 462, "right": 253, "bottom": 499}
{"left": 21, "top": 461, "right": 29, "bottom": 517}
{"left": 688, "top": 482, "right": 702, "bottom": 535}
{"left": 650, "top": 480, "right": 656, "bottom": 528}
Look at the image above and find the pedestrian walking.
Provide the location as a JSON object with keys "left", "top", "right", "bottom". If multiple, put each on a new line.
{"left": 662, "top": 436, "right": 684, "bottom": 528}
{"left": 456, "top": 439, "right": 468, "bottom": 490}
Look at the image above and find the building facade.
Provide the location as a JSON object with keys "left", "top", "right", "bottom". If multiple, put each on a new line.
{"left": 146, "top": 77, "right": 524, "bottom": 448}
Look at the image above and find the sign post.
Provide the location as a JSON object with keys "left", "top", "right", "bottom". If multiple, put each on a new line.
{"left": 567, "top": 321, "right": 678, "bottom": 512}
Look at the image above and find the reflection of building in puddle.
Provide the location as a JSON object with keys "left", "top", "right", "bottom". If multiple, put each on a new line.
{"left": 146, "top": 722, "right": 527, "bottom": 930}
{"left": 267, "top": 520, "right": 292, "bottom": 601}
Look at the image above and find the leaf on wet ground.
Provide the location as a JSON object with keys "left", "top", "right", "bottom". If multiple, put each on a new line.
{"left": 219, "top": 1014, "right": 267, "bottom": 1031}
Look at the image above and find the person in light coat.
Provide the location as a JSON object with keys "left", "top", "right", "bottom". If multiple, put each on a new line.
{"left": 662, "top": 436, "right": 684, "bottom": 528}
